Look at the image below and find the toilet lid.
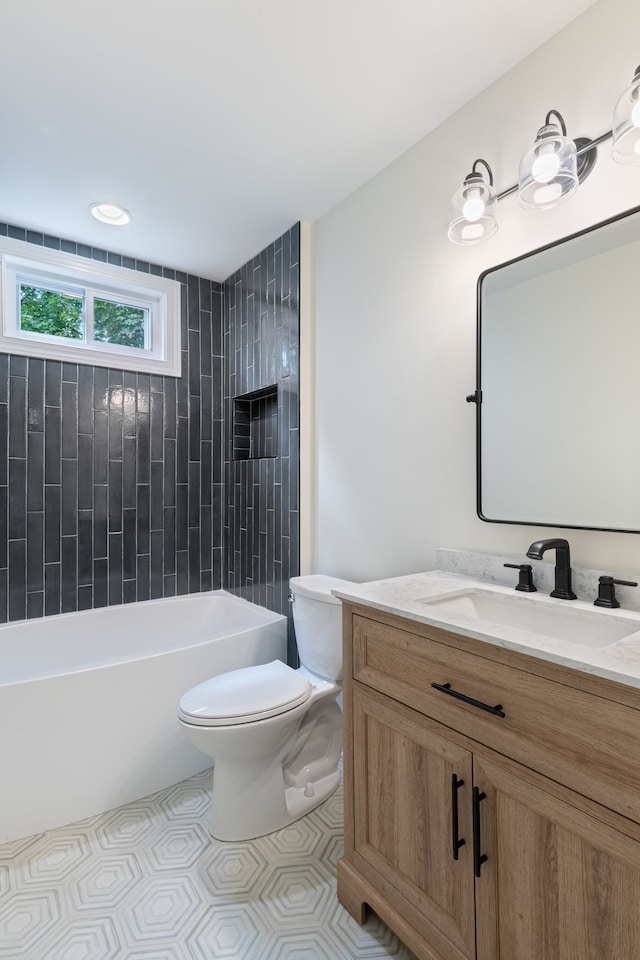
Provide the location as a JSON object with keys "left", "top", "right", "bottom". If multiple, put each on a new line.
{"left": 178, "top": 660, "right": 311, "bottom": 727}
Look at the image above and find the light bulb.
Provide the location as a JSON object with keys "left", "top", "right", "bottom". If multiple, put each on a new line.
{"left": 462, "top": 191, "right": 485, "bottom": 222}
{"left": 531, "top": 151, "right": 560, "bottom": 183}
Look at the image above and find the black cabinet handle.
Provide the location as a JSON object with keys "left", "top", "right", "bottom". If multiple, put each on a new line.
{"left": 431, "top": 682, "right": 506, "bottom": 718}
{"left": 451, "top": 774, "right": 465, "bottom": 861}
{"left": 473, "top": 786, "right": 488, "bottom": 878}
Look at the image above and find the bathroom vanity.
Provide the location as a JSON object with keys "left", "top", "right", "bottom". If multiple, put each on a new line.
{"left": 335, "top": 571, "right": 640, "bottom": 960}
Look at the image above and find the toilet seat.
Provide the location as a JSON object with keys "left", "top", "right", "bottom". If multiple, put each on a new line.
{"left": 178, "top": 660, "right": 311, "bottom": 727}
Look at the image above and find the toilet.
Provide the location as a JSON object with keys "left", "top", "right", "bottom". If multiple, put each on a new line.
{"left": 177, "top": 574, "right": 354, "bottom": 841}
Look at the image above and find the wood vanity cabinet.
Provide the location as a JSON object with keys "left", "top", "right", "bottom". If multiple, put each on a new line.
{"left": 337, "top": 603, "right": 640, "bottom": 960}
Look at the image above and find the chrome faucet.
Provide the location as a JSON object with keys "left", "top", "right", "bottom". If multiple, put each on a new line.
{"left": 525, "top": 538, "right": 577, "bottom": 600}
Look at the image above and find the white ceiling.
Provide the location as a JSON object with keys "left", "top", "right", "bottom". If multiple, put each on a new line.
{"left": 0, "top": 0, "right": 595, "bottom": 281}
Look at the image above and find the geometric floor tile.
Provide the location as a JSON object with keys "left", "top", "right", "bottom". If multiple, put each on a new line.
{"left": 0, "top": 770, "right": 417, "bottom": 960}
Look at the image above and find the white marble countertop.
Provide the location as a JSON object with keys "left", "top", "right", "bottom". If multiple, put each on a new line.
{"left": 333, "top": 570, "right": 640, "bottom": 692}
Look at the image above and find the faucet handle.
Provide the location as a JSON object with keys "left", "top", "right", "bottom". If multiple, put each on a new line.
{"left": 504, "top": 563, "right": 537, "bottom": 593}
{"left": 594, "top": 575, "right": 638, "bottom": 609}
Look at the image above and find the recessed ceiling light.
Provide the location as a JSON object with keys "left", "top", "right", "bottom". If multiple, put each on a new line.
{"left": 90, "top": 202, "right": 131, "bottom": 226}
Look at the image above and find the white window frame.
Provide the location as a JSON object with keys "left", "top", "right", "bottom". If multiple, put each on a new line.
{"left": 0, "top": 236, "right": 182, "bottom": 376}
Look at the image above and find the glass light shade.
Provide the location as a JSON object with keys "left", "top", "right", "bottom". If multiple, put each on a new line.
{"left": 518, "top": 123, "right": 578, "bottom": 210}
{"left": 448, "top": 174, "right": 498, "bottom": 245}
{"left": 612, "top": 67, "right": 640, "bottom": 164}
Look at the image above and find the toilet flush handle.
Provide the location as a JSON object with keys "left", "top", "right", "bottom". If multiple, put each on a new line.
{"left": 288, "top": 591, "right": 295, "bottom": 605}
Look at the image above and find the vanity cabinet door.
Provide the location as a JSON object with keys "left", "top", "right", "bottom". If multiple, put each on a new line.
{"left": 474, "top": 754, "right": 640, "bottom": 960}
{"left": 352, "top": 686, "right": 476, "bottom": 960}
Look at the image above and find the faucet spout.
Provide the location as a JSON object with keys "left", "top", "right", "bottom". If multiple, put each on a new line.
{"left": 525, "top": 538, "right": 577, "bottom": 600}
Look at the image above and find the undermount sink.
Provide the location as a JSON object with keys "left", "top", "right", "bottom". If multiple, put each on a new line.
{"left": 418, "top": 589, "right": 640, "bottom": 649}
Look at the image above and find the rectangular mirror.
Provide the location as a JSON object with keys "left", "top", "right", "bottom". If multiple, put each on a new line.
{"left": 476, "top": 204, "right": 640, "bottom": 533}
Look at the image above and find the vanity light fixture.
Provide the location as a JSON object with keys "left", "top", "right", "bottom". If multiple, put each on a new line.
{"left": 448, "top": 63, "right": 640, "bottom": 244}
{"left": 612, "top": 64, "right": 640, "bottom": 163}
{"left": 447, "top": 159, "right": 498, "bottom": 245}
{"left": 518, "top": 110, "right": 578, "bottom": 210}
{"left": 90, "top": 202, "right": 131, "bottom": 226}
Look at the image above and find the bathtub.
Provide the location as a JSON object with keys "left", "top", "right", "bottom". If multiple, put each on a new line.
{"left": 0, "top": 591, "right": 287, "bottom": 843}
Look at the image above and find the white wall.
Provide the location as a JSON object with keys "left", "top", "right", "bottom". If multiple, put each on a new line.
{"left": 311, "top": 0, "right": 640, "bottom": 582}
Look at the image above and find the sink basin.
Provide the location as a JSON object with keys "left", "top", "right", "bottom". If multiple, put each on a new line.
{"left": 418, "top": 589, "right": 640, "bottom": 648}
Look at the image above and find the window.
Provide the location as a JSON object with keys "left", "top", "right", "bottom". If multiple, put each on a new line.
{"left": 0, "top": 237, "right": 181, "bottom": 376}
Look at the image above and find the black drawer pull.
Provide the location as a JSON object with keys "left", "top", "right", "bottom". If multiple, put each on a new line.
{"left": 451, "top": 774, "right": 465, "bottom": 861}
{"left": 473, "top": 786, "right": 488, "bottom": 878}
{"left": 431, "top": 682, "right": 506, "bottom": 718}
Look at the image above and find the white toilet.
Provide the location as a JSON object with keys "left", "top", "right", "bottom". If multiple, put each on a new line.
{"left": 177, "top": 574, "right": 354, "bottom": 841}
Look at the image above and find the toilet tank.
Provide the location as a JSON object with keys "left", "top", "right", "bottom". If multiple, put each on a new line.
{"left": 289, "top": 575, "right": 355, "bottom": 682}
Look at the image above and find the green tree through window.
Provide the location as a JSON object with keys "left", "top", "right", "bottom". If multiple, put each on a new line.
{"left": 20, "top": 285, "right": 84, "bottom": 339}
{"left": 94, "top": 299, "right": 146, "bottom": 348}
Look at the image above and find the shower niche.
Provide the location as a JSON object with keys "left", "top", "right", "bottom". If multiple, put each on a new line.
{"left": 232, "top": 385, "right": 278, "bottom": 460}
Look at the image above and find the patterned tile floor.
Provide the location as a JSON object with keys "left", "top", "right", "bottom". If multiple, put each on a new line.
{"left": 0, "top": 769, "right": 417, "bottom": 960}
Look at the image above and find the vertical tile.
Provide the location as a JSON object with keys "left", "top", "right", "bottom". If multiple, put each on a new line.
{"left": 93, "top": 484, "right": 108, "bottom": 559}
{"left": 122, "top": 437, "right": 137, "bottom": 510}
{"left": 45, "top": 484, "right": 61, "bottom": 563}
{"left": 45, "top": 561, "right": 61, "bottom": 616}
{"left": 45, "top": 405, "right": 61, "bottom": 484}
{"left": 8, "top": 539, "right": 26, "bottom": 621}
{"left": 151, "top": 529, "right": 163, "bottom": 599}
{"left": 136, "top": 484, "right": 150, "bottom": 555}
{"left": 123, "top": 508, "right": 137, "bottom": 581}
{"left": 108, "top": 532, "right": 123, "bottom": 605}
{"left": 77, "top": 434, "right": 93, "bottom": 510}
{"left": 108, "top": 379, "right": 123, "bottom": 461}
{"left": 163, "top": 438, "right": 176, "bottom": 508}
{"left": 163, "top": 506, "right": 175, "bottom": 576}
{"left": 150, "top": 389, "right": 164, "bottom": 460}
{"left": 9, "top": 458, "right": 26, "bottom": 540}
{"left": 176, "top": 484, "right": 188, "bottom": 551}
{"left": 163, "top": 377, "right": 177, "bottom": 439}
{"left": 62, "top": 458, "right": 78, "bottom": 537}
{"left": 176, "top": 418, "right": 188, "bottom": 483}
{"left": 93, "top": 557, "right": 108, "bottom": 608}
{"left": 136, "top": 414, "right": 150, "bottom": 483}
{"left": 45, "top": 361, "right": 62, "bottom": 407}
{"left": 26, "top": 512, "right": 44, "bottom": 593}
{"left": 61, "top": 380, "right": 78, "bottom": 458}
{"left": 188, "top": 462, "right": 200, "bottom": 528}
{"left": 27, "top": 431, "right": 44, "bottom": 511}
{"left": 77, "top": 365, "right": 94, "bottom": 434}
{"left": 123, "top": 372, "right": 137, "bottom": 438}
{"left": 93, "top": 409, "right": 108, "bottom": 484}
{"left": 27, "top": 359, "right": 45, "bottom": 432}
{"left": 188, "top": 527, "right": 200, "bottom": 593}
{"left": 137, "top": 553, "right": 150, "bottom": 602}
{"left": 176, "top": 549, "right": 189, "bottom": 595}
{"left": 61, "top": 536, "right": 77, "bottom": 613}
{"left": 9, "top": 374, "right": 27, "bottom": 459}
{"left": 108, "top": 459, "right": 122, "bottom": 533}
{"left": 78, "top": 510, "right": 93, "bottom": 585}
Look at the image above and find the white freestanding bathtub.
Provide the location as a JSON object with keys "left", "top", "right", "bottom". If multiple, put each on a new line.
{"left": 0, "top": 591, "right": 287, "bottom": 843}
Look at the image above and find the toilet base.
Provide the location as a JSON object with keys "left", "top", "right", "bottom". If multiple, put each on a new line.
{"left": 207, "top": 698, "right": 343, "bottom": 841}
{"left": 209, "top": 766, "right": 341, "bottom": 841}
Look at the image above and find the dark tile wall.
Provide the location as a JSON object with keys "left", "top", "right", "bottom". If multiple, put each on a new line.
{"left": 0, "top": 222, "right": 224, "bottom": 621}
{"left": 223, "top": 224, "right": 300, "bottom": 662}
